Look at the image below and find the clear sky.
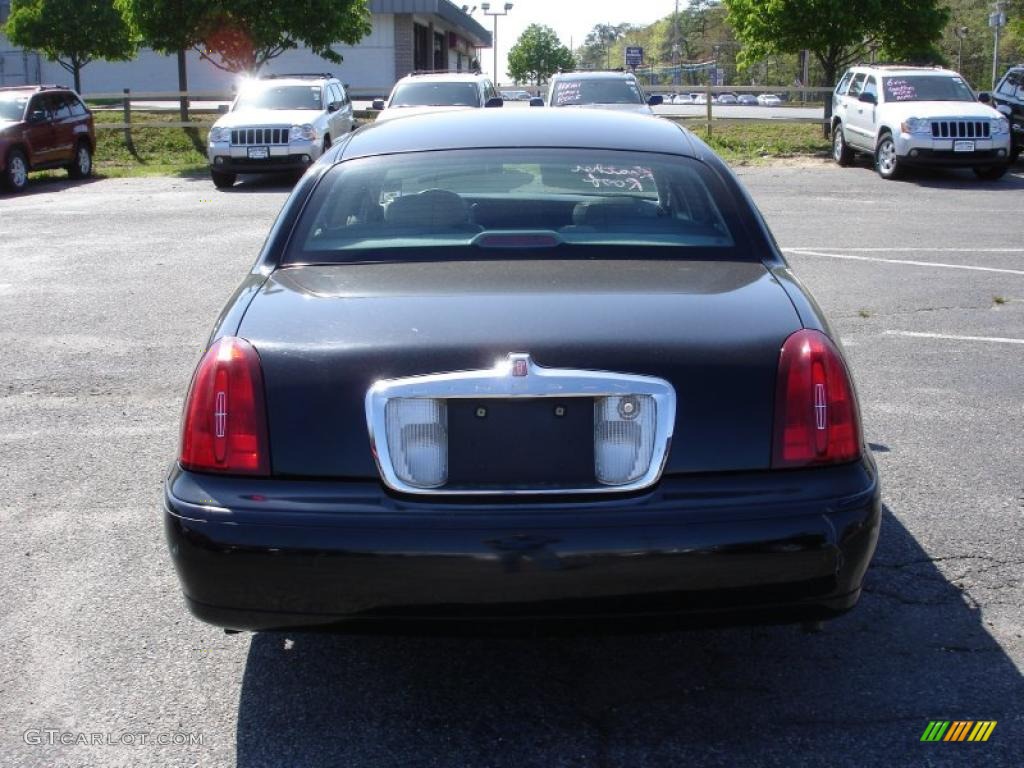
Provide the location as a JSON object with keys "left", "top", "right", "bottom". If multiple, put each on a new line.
{"left": 466, "top": 0, "right": 676, "bottom": 82}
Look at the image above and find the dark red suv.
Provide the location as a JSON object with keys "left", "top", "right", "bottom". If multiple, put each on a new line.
{"left": 0, "top": 85, "right": 96, "bottom": 193}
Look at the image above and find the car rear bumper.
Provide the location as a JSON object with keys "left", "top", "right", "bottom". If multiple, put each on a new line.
{"left": 163, "top": 458, "right": 881, "bottom": 632}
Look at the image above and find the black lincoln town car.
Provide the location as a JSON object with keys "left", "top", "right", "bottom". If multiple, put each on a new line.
{"left": 165, "top": 109, "right": 880, "bottom": 632}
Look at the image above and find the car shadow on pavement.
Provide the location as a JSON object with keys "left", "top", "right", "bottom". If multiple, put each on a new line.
{"left": 1, "top": 174, "right": 103, "bottom": 197}
{"left": 214, "top": 173, "right": 302, "bottom": 193}
{"left": 234, "top": 505, "right": 1022, "bottom": 766}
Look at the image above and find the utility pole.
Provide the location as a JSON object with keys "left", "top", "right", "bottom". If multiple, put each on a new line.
{"left": 672, "top": 0, "right": 680, "bottom": 86}
{"left": 481, "top": 3, "right": 513, "bottom": 86}
{"left": 990, "top": 2, "right": 1006, "bottom": 89}
{"left": 954, "top": 26, "right": 968, "bottom": 74}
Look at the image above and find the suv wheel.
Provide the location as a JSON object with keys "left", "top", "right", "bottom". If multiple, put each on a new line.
{"left": 68, "top": 141, "right": 93, "bottom": 179}
{"left": 972, "top": 164, "right": 1008, "bottom": 181}
{"left": 211, "top": 169, "right": 237, "bottom": 189}
{"left": 3, "top": 148, "right": 29, "bottom": 193}
{"left": 832, "top": 123, "right": 854, "bottom": 166}
{"left": 875, "top": 132, "right": 904, "bottom": 180}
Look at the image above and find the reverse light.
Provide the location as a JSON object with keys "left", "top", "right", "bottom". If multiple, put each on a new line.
{"left": 179, "top": 337, "right": 270, "bottom": 475}
{"left": 772, "top": 330, "right": 861, "bottom": 469}
{"left": 385, "top": 398, "right": 447, "bottom": 488}
{"left": 290, "top": 123, "right": 317, "bottom": 142}
{"left": 595, "top": 395, "right": 656, "bottom": 485}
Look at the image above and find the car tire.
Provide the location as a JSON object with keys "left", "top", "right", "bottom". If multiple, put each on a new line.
{"left": 874, "top": 133, "right": 904, "bottom": 180}
{"left": 67, "top": 141, "right": 93, "bottom": 179}
{"left": 3, "top": 148, "right": 29, "bottom": 193}
{"left": 832, "top": 124, "right": 854, "bottom": 167}
{"left": 972, "top": 164, "right": 1009, "bottom": 181}
{"left": 211, "top": 169, "right": 236, "bottom": 189}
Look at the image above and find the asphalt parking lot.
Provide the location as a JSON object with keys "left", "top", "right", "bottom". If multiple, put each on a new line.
{"left": 1, "top": 160, "right": 1022, "bottom": 767}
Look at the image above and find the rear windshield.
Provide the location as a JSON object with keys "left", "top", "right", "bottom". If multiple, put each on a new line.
{"left": 235, "top": 85, "right": 323, "bottom": 111}
{"left": 0, "top": 94, "right": 28, "bottom": 121}
{"left": 284, "top": 148, "right": 742, "bottom": 264}
{"left": 390, "top": 82, "right": 480, "bottom": 107}
{"left": 882, "top": 76, "right": 975, "bottom": 102}
{"left": 551, "top": 79, "right": 644, "bottom": 106}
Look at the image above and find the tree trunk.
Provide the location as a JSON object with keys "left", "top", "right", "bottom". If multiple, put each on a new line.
{"left": 73, "top": 64, "right": 82, "bottom": 94}
{"left": 177, "top": 49, "right": 189, "bottom": 124}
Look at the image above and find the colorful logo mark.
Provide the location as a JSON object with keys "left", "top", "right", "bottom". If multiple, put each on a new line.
{"left": 921, "top": 721, "right": 997, "bottom": 742}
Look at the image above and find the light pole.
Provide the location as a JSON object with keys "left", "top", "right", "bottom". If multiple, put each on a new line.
{"left": 954, "top": 26, "right": 968, "bottom": 74}
{"left": 481, "top": 3, "right": 513, "bottom": 86}
{"left": 989, "top": 2, "right": 1006, "bottom": 89}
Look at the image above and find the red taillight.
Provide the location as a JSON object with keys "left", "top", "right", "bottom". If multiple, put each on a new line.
{"left": 772, "top": 329, "right": 861, "bottom": 469}
{"left": 179, "top": 337, "right": 270, "bottom": 475}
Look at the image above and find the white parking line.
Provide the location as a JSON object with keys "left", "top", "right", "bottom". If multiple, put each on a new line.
{"left": 785, "top": 247, "right": 1024, "bottom": 253}
{"left": 885, "top": 331, "right": 1024, "bottom": 345}
{"left": 783, "top": 248, "right": 1024, "bottom": 276}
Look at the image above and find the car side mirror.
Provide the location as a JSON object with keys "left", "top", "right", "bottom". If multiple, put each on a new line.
{"left": 327, "top": 103, "right": 339, "bottom": 113}
{"left": 859, "top": 92, "right": 877, "bottom": 105}
{"left": 978, "top": 92, "right": 991, "bottom": 104}
{"left": 371, "top": 99, "right": 385, "bottom": 111}
{"left": 485, "top": 97, "right": 504, "bottom": 108}
{"left": 647, "top": 95, "right": 663, "bottom": 106}
{"left": 529, "top": 97, "right": 545, "bottom": 107}
{"left": 27, "top": 109, "right": 47, "bottom": 124}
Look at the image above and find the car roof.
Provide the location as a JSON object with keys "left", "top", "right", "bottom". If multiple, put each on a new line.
{"left": 342, "top": 109, "right": 693, "bottom": 160}
{"left": 244, "top": 77, "right": 334, "bottom": 88}
{"left": 397, "top": 72, "right": 489, "bottom": 83}
{"left": 551, "top": 71, "right": 638, "bottom": 81}
{"left": 851, "top": 65, "right": 959, "bottom": 77}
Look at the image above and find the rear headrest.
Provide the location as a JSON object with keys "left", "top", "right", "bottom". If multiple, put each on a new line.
{"left": 572, "top": 199, "right": 640, "bottom": 226}
{"left": 385, "top": 189, "right": 470, "bottom": 229}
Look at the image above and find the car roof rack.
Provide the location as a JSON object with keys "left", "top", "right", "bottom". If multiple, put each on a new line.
{"left": 258, "top": 72, "right": 334, "bottom": 80}
{"left": 406, "top": 70, "right": 482, "bottom": 76}
{"left": 0, "top": 84, "right": 64, "bottom": 92}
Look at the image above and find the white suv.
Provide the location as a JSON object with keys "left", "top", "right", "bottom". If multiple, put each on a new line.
{"left": 207, "top": 73, "right": 356, "bottom": 188}
{"left": 831, "top": 65, "right": 1012, "bottom": 180}
{"left": 372, "top": 72, "right": 502, "bottom": 123}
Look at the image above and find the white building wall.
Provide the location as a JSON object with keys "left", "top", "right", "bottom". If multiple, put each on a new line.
{"left": 4, "top": 14, "right": 396, "bottom": 97}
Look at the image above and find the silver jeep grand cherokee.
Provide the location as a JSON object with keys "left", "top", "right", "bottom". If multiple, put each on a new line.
{"left": 207, "top": 73, "right": 356, "bottom": 188}
{"left": 831, "top": 65, "right": 1012, "bottom": 181}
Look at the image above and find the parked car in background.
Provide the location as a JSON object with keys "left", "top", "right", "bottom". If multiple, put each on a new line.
{"left": 374, "top": 72, "right": 502, "bottom": 123}
{"left": 501, "top": 90, "right": 533, "bottom": 102}
{"left": 206, "top": 73, "right": 356, "bottom": 189}
{"left": 165, "top": 108, "right": 880, "bottom": 633}
{"left": 691, "top": 92, "right": 708, "bottom": 105}
{"left": 737, "top": 94, "right": 758, "bottom": 106}
{"left": 990, "top": 65, "right": 1023, "bottom": 162}
{"left": 544, "top": 71, "right": 663, "bottom": 114}
{"left": 717, "top": 93, "right": 738, "bottom": 105}
{"left": 757, "top": 94, "right": 782, "bottom": 107}
{"left": 0, "top": 85, "right": 95, "bottom": 193}
{"left": 831, "top": 65, "right": 1012, "bottom": 180}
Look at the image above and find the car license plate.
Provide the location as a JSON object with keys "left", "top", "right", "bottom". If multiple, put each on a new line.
{"left": 953, "top": 140, "right": 975, "bottom": 153}
{"left": 247, "top": 146, "right": 269, "bottom": 160}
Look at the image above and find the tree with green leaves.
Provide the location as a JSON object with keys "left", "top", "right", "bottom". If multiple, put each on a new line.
{"left": 507, "top": 24, "right": 574, "bottom": 86}
{"left": 117, "top": 0, "right": 209, "bottom": 120}
{"left": 578, "top": 23, "right": 634, "bottom": 70}
{"left": 4, "top": 0, "right": 137, "bottom": 93}
{"left": 190, "top": 0, "right": 371, "bottom": 74}
{"left": 725, "top": 0, "right": 949, "bottom": 121}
